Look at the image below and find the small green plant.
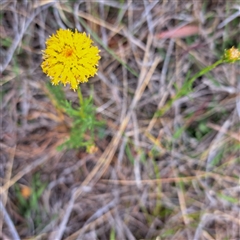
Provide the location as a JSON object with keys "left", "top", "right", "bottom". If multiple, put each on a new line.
{"left": 59, "top": 88, "right": 104, "bottom": 151}
{"left": 217, "top": 193, "right": 239, "bottom": 204}
{"left": 14, "top": 173, "right": 47, "bottom": 229}
{"left": 161, "top": 228, "right": 176, "bottom": 238}
{"left": 46, "top": 82, "right": 104, "bottom": 151}
{"left": 109, "top": 228, "right": 116, "bottom": 240}
{"left": 125, "top": 141, "right": 135, "bottom": 164}
{"left": 42, "top": 28, "right": 104, "bottom": 152}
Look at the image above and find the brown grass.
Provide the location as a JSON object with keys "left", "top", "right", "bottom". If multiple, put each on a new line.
{"left": 1, "top": 1, "right": 240, "bottom": 240}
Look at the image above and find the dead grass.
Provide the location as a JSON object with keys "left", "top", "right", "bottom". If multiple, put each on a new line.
{"left": 1, "top": 1, "right": 240, "bottom": 240}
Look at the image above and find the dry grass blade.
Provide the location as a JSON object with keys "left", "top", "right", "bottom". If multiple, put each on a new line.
{"left": 101, "top": 173, "right": 206, "bottom": 186}
{"left": 0, "top": 145, "right": 15, "bottom": 233}
{"left": 56, "top": 4, "right": 124, "bottom": 34}
{"left": 0, "top": 200, "right": 20, "bottom": 240}
{"left": 207, "top": 122, "right": 240, "bottom": 142}
{"left": 0, "top": 145, "right": 63, "bottom": 194}
{"left": 65, "top": 208, "right": 117, "bottom": 240}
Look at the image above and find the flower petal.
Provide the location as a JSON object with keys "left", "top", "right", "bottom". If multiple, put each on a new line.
{"left": 41, "top": 29, "right": 101, "bottom": 90}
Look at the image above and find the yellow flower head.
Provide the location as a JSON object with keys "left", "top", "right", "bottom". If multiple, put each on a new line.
{"left": 41, "top": 29, "right": 101, "bottom": 90}
{"left": 223, "top": 46, "right": 240, "bottom": 63}
{"left": 86, "top": 144, "right": 98, "bottom": 154}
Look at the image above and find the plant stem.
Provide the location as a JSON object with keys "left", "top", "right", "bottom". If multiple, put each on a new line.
{"left": 77, "top": 86, "right": 84, "bottom": 117}
{"left": 157, "top": 59, "right": 224, "bottom": 117}
{"left": 187, "top": 59, "right": 223, "bottom": 88}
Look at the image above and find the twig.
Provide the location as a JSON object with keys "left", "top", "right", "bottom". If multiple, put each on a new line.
{"left": 52, "top": 190, "right": 77, "bottom": 240}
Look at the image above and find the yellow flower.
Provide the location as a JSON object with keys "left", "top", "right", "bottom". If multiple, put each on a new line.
{"left": 86, "top": 144, "right": 98, "bottom": 154}
{"left": 223, "top": 46, "right": 240, "bottom": 63}
{"left": 41, "top": 29, "right": 100, "bottom": 90}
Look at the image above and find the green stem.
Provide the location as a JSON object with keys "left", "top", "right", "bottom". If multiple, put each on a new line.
{"left": 77, "top": 86, "right": 84, "bottom": 117}
{"left": 157, "top": 59, "right": 224, "bottom": 117}
{"left": 187, "top": 59, "right": 223, "bottom": 89}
